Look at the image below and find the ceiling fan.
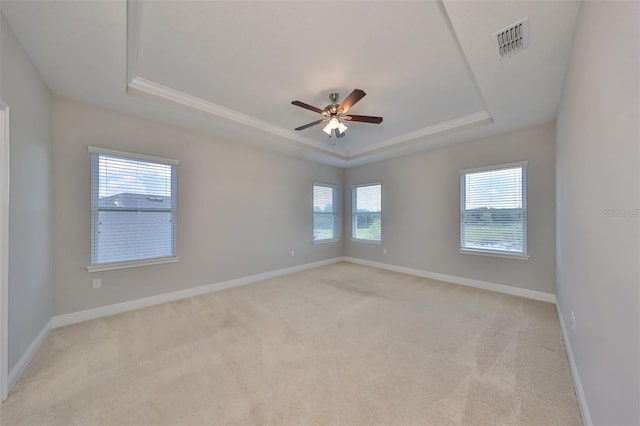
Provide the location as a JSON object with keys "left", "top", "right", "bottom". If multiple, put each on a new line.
{"left": 291, "top": 89, "right": 383, "bottom": 138}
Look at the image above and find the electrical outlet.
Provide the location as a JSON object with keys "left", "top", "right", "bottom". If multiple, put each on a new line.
{"left": 383, "top": 248, "right": 388, "bottom": 254}
{"left": 92, "top": 278, "right": 101, "bottom": 289}
{"left": 290, "top": 250, "right": 295, "bottom": 257}
{"left": 570, "top": 311, "right": 576, "bottom": 333}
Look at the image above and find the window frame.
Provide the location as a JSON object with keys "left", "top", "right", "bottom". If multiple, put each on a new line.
{"left": 86, "top": 146, "right": 179, "bottom": 272}
{"left": 351, "top": 182, "right": 382, "bottom": 244}
{"left": 459, "top": 161, "right": 529, "bottom": 260}
{"left": 312, "top": 182, "right": 339, "bottom": 244}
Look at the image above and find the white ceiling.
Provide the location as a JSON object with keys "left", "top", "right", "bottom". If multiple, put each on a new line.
{"left": 0, "top": 1, "right": 580, "bottom": 167}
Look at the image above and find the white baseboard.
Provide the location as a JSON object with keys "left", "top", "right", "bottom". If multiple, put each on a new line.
{"left": 51, "top": 257, "right": 343, "bottom": 329}
{"left": 342, "top": 257, "right": 556, "bottom": 303}
{"left": 7, "top": 318, "right": 52, "bottom": 394}
{"left": 556, "top": 302, "right": 592, "bottom": 426}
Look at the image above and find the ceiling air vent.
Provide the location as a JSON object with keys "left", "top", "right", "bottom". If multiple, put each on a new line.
{"left": 494, "top": 17, "right": 529, "bottom": 59}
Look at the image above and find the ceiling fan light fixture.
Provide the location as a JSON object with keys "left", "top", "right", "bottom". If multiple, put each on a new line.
{"left": 323, "top": 117, "right": 344, "bottom": 135}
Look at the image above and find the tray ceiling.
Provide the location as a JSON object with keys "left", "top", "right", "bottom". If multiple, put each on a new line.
{"left": 1, "top": 0, "right": 580, "bottom": 167}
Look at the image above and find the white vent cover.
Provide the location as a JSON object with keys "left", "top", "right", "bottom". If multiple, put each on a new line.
{"left": 494, "top": 17, "right": 529, "bottom": 59}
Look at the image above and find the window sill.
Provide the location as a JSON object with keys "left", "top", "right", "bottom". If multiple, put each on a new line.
{"left": 351, "top": 238, "right": 382, "bottom": 245}
{"left": 87, "top": 256, "right": 179, "bottom": 272}
{"left": 313, "top": 238, "right": 339, "bottom": 245}
{"left": 459, "top": 248, "right": 529, "bottom": 260}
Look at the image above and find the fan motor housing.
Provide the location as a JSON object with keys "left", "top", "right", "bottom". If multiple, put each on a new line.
{"left": 324, "top": 105, "right": 339, "bottom": 115}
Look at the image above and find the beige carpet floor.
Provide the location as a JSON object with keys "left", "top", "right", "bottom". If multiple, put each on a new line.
{"left": 0, "top": 262, "right": 581, "bottom": 425}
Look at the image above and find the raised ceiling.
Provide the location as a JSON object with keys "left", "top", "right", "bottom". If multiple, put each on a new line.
{"left": 0, "top": 1, "right": 580, "bottom": 167}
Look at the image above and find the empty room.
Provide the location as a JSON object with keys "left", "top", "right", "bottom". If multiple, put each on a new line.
{"left": 0, "top": 1, "right": 638, "bottom": 425}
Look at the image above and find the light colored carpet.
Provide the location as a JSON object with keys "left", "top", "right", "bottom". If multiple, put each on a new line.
{"left": 0, "top": 262, "right": 581, "bottom": 425}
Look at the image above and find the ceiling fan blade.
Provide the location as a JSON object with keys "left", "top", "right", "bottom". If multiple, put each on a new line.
{"left": 291, "top": 100, "right": 325, "bottom": 115}
{"left": 294, "top": 119, "right": 326, "bottom": 131}
{"left": 338, "top": 89, "right": 366, "bottom": 114}
{"left": 343, "top": 114, "right": 383, "bottom": 124}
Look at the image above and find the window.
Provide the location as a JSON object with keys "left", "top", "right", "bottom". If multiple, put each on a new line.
{"left": 352, "top": 183, "right": 381, "bottom": 242}
{"left": 313, "top": 183, "right": 338, "bottom": 242}
{"left": 89, "top": 147, "right": 178, "bottom": 270}
{"left": 460, "top": 162, "right": 528, "bottom": 258}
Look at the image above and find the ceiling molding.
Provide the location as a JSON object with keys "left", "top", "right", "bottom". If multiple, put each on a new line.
{"left": 346, "top": 111, "right": 494, "bottom": 160}
{"left": 128, "top": 76, "right": 494, "bottom": 164}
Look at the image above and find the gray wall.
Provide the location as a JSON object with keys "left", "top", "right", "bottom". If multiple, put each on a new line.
{"left": 0, "top": 13, "right": 53, "bottom": 371}
{"left": 344, "top": 122, "right": 556, "bottom": 294}
{"left": 556, "top": 1, "right": 639, "bottom": 425}
{"left": 52, "top": 97, "right": 343, "bottom": 315}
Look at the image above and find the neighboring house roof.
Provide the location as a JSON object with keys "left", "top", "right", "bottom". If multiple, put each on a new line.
{"left": 98, "top": 193, "right": 173, "bottom": 210}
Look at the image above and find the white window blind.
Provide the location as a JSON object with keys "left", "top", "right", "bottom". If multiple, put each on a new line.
{"left": 460, "top": 163, "right": 527, "bottom": 256}
{"left": 313, "top": 183, "right": 338, "bottom": 242}
{"left": 352, "top": 183, "right": 381, "bottom": 242}
{"left": 90, "top": 147, "right": 178, "bottom": 266}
